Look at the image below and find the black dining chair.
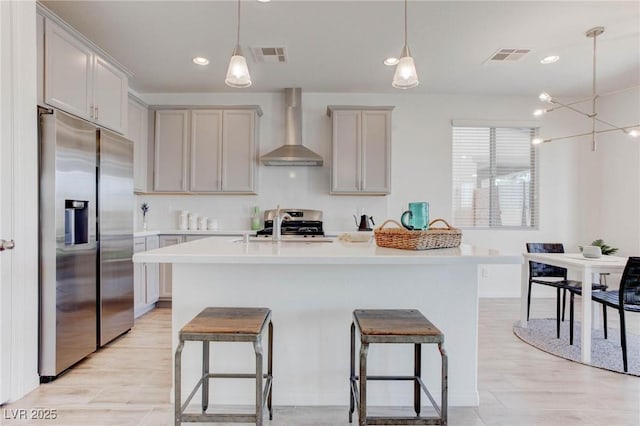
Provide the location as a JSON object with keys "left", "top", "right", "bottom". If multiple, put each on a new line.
{"left": 589, "top": 256, "right": 640, "bottom": 372}
{"left": 526, "top": 243, "right": 607, "bottom": 340}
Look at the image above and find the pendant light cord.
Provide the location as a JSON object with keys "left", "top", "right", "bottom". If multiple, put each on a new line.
{"left": 236, "top": 0, "right": 241, "bottom": 46}
{"left": 404, "top": 0, "right": 408, "bottom": 47}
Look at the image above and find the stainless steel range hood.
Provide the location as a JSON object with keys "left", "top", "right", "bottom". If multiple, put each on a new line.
{"left": 261, "top": 88, "right": 323, "bottom": 166}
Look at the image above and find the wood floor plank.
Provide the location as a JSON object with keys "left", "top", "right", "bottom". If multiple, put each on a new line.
{"left": 1, "top": 299, "right": 638, "bottom": 426}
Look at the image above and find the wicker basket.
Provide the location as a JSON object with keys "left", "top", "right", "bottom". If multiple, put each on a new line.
{"left": 374, "top": 218, "right": 462, "bottom": 250}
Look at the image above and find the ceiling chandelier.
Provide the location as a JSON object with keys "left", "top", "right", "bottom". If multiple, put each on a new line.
{"left": 225, "top": 0, "right": 252, "bottom": 88}
{"left": 392, "top": 0, "right": 419, "bottom": 89}
{"left": 531, "top": 27, "right": 639, "bottom": 150}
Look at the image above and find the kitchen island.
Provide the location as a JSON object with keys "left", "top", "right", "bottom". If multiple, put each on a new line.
{"left": 133, "top": 237, "right": 521, "bottom": 408}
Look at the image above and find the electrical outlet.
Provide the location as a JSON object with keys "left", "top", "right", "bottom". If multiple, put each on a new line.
{"left": 481, "top": 267, "right": 489, "bottom": 278}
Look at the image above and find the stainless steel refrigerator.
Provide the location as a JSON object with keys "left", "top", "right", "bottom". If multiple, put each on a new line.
{"left": 39, "top": 109, "right": 133, "bottom": 379}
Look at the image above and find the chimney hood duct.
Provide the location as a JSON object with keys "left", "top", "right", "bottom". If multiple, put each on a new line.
{"left": 261, "top": 88, "right": 323, "bottom": 166}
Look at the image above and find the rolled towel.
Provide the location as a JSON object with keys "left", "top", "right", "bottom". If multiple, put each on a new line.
{"left": 338, "top": 232, "right": 372, "bottom": 242}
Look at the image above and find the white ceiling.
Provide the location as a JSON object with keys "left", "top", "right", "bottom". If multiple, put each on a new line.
{"left": 40, "top": 1, "right": 640, "bottom": 97}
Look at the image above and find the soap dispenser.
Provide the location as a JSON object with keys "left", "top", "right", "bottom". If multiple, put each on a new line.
{"left": 251, "top": 206, "right": 261, "bottom": 231}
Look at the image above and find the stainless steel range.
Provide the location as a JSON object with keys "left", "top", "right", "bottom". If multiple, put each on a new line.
{"left": 256, "top": 209, "right": 324, "bottom": 237}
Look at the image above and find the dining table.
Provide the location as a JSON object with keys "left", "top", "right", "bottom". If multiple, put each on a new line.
{"left": 521, "top": 252, "right": 628, "bottom": 363}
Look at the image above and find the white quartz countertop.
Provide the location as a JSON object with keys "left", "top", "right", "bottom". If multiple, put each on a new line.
{"left": 132, "top": 236, "right": 522, "bottom": 265}
{"left": 133, "top": 229, "right": 254, "bottom": 237}
{"left": 133, "top": 229, "right": 352, "bottom": 238}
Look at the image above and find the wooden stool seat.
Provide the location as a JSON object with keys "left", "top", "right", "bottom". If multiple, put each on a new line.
{"left": 175, "top": 307, "right": 273, "bottom": 426}
{"left": 354, "top": 309, "right": 443, "bottom": 339}
{"left": 180, "top": 307, "right": 270, "bottom": 336}
{"left": 350, "top": 309, "right": 448, "bottom": 426}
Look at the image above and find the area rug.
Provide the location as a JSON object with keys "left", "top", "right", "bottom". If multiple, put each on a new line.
{"left": 513, "top": 319, "right": 640, "bottom": 376}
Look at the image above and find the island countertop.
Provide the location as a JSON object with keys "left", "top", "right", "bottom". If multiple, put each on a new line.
{"left": 132, "top": 236, "right": 522, "bottom": 265}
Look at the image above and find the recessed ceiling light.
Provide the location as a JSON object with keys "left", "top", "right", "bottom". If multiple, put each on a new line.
{"left": 384, "top": 57, "right": 399, "bottom": 66}
{"left": 257, "top": 0, "right": 271, "bottom": 2}
{"left": 540, "top": 55, "right": 560, "bottom": 64}
{"left": 192, "top": 57, "right": 210, "bottom": 66}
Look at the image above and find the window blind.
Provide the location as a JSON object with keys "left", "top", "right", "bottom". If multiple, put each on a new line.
{"left": 452, "top": 125, "right": 537, "bottom": 229}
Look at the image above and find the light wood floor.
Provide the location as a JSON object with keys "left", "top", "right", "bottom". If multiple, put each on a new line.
{"left": 2, "top": 299, "right": 639, "bottom": 425}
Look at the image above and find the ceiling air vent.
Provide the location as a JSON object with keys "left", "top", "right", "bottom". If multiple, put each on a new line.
{"left": 486, "top": 48, "right": 530, "bottom": 62}
{"left": 251, "top": 46, "right": 288, "bottom": 63}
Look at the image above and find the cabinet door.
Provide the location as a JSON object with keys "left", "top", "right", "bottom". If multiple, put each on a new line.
{"left": 361, "top": 110, "right": 391, "bottom": 194}
{"left": 145, "top": 236, "right": 160, "bottom": 304}
{"left": 184, "top": 235, "right": 208, "bottom": 242}
{"left": 133, "top": 238, "right": 147, "bottom": 316}
{"left": 93, "top": 55, "right": 128, "bottom": 134}
{"left": 128, "top": 98, "right": 149, "bottom": 193}
{"left": 221, "top": 110, "right": 256, "bottom": 193}
{"left": 331, "top": 110, "right": 361, "bottom": 193}
{"left": 44, "top": 19, "right": 92, "bottom": 120}
{"left": 158, "top": 235, "right": 182, "bottom": 300}
{"left": 190, "top": 110, "right": 222, "bottom": 192}
{"left": 154, "top": 110, "right": 188, "bottom": 192}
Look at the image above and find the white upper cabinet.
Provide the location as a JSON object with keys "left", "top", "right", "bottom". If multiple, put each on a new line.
{"left": 190, "top": 110, "right": 223, "bottom": 192}
{"left": 127, "top": 96, "right": 149, "bottom": 193}
{"left": 221, "top": 110, "right": 256, "bottom": 192}
{"left": 154, "top": 110, "right": 189, "bottom": 192}
{"left": 44, "top": 19, "right": 93, "bottom": 120}
{"left": 327, "top": 106, "right": 393, "bottom": 195}
{"left": 153, "top": 107, "right": 260, "bottom": 194}
{"left": 92, "top": 56, "right": 128, "bottom": 132}
{"left": 42, "top": 15, "right": 129, "bottom": 134}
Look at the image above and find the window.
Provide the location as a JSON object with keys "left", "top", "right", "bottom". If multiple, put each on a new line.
{"left": 452, "top": 125, "right": 537, "bottom": 229}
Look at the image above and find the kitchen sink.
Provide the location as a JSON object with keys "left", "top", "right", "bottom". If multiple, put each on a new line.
{"left": 233, "top": 236, "right": 335, "bottom": 243}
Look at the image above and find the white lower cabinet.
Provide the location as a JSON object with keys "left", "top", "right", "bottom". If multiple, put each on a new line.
{"left": 133, "top": 236, "right": 160, "bottom": 318}
{"left": 145, "top": 236, "right": 160, "bottom": 303}
{"left": 159, "top": 235, "right": 184, "bottom": 301}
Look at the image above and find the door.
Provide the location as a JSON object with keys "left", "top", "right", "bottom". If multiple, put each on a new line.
{"left": 98, "top": 129, "right": 133, "bottom": 346}
{"left": 0, "top": 2, "right": 15, "bottom": 402}
{"left": 1, "top": 0, "right": 38, "bottom": 403}
{"left": 40, "top": 111, "right": 99, "bottom": 377}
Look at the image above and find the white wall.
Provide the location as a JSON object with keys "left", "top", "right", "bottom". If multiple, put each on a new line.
{"left": 136, "top": 90, "right": 607, "bottom": 297}
{"left": 578, "top": 88, "right": 640, "bottom": 257}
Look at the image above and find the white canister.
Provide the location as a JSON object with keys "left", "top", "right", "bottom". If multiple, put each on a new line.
{"left": 208, "top": 219, "right": 218, "bottom": 231}
{"left": 198, "top": 216, "right": 208, "bottom": 230}
{"left": 188, "top": 213, "right": 198, "bottom": 230}
{"left": 178, "top": 210, "right": 189, "bottom": 230}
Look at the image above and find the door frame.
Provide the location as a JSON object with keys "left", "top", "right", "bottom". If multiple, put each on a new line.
{"left": 0, "top": 0, "right": 39, "bottom": 404}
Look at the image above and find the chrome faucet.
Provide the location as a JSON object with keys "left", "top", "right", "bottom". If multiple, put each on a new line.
{"left": 273, "top": 205, "right": 292, "bottom": 243}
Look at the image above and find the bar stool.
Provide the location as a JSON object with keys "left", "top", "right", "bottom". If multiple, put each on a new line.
{"left": 349, "top": 309, "right": 447, "bottom": 426}
{"left": 174, "top": 307, "right": 273, "bottom": 426}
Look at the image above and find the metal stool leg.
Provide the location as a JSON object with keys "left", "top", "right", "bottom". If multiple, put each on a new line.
{"left": 268, "top": 321, "right": 274, "bottom": 420}
{"left": 439, "top": 343, "right": 448, "bottom": 426}
{"left": 359, "top": 342, "right": 369, "bottom": 426}
{"left": 202, "top": 341, "right": 209, "bottom": 412}
{"left": 349, "top": 322, "right": 356, "bottom": 423}
{"left": 414, "top": 343, "right": 421, "bottom": 416}
{"left": 254, "top": 337, "right": 264, "bottom": 426}
{"left": 174, "top": 339, "right": 185, "bottom": 426}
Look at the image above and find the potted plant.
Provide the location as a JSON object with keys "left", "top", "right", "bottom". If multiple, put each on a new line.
{"left": 141, "top": 202, "right": 149, "bottom": 231}
{"left": 581, "top": 239, "right": 618, "bottom": 255}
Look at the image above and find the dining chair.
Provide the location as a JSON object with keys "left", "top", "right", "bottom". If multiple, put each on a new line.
{"left": 589, "top": 256, "right": 640, "bottom": 372}
{"left": 526, "top": 243, "right": 606, "bottom": 340}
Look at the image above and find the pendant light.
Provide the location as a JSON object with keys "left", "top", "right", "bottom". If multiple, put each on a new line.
{"left": 225, "top": 0, "right": 252, "bottom": 88}
{"left": 392, "top": 0, "right": 419, "bottom": 89}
